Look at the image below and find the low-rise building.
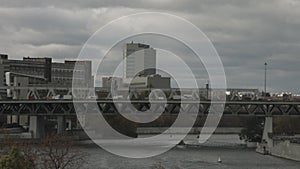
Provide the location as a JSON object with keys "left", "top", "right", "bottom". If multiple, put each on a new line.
{"left": 129, "top": 74, "right": 171, "bottom": 89}
{"left": 0, "top": 54, "right": 94, "bottom": 99}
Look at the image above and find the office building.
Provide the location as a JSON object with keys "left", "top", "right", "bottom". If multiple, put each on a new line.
{"left": 0, "top": 54, "right": 93, "bottom": 98}
{"left": 51, "top": 60, "right": 93, "bottom": 87}
{"left": 129, "top": 74, "right": 171, "bottom": 89}
{"left": 123, "top": 42, "right": 156, "bottom": 78}
{"left": 102, "top": 76, "right": 123, "bottom": 89}
{"left": 101, "top": 42, "right": 171, "bottom": 90}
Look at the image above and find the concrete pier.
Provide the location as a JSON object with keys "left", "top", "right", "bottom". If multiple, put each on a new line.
{"left": 257, "top": 117, "right": 273, "bottom": 154}
{"left": 6, "top": 115, "right": 19, "bottom": 124}
{"left": 57, "top": 116, "right": 66, "bottom": 134}
{"left": 29, "top": 116, "right": 45, "bottom": 138}
{"left": 263, "top": 117, "right": 273, "bottom": 150}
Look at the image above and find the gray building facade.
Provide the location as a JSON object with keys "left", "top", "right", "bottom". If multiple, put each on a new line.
{"left": 0, "top": 54, "right": 93, "bottom": 98}
{"left": 123, "top": 42, "right": 156, "bottom": 78}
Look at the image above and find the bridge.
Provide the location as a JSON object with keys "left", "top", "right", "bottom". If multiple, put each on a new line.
{"left": 1, "top": 95, "right": 300, "bottom": 154}
{"left": 0, "top": 100, "right": 299, "bottom": 116}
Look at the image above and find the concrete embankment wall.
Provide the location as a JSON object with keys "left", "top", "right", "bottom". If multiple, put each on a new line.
{"left": 137, "top": 127, "right": 242, "bottom": 135}
{"left": 271, "top": 141, "right": 300, "bottom": 161}
{"left": 0, "top": 132, "right": 32, "bottom": 139}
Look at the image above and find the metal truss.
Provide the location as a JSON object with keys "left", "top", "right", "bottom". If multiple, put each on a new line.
{"left": 0, "top": 100, "right": 299, "bottom": 116}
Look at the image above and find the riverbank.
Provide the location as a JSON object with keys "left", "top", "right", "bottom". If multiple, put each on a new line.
{"left": 257, "top": 139, "right": 300, "bottom": 162}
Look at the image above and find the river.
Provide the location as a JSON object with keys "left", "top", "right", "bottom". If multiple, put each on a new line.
{"left": 78, "top": 134, "right": 300, "bottom": 169}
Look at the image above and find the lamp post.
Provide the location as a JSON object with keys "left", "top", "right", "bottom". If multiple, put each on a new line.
{"left": 264, "top": 62, "right": 267, "bottom": 97}
{"left": 206, "top": 80, "right": 210, "bottom": 100}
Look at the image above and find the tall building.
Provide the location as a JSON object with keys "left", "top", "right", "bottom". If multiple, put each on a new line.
{"left": 102, "top": 42, "right": 170, "bottom": 90}
{"left": 123, "top": 42, "right": 156, "bottom": 78}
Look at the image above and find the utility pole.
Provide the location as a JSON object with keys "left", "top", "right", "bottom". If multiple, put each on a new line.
{"left": 264, "top": 62, "right": 267, "bottom": 97}
{"left": 206, "top": 80, "right": 210, "bottom": 100}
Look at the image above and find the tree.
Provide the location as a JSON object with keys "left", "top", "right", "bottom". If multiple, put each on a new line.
{"left": 274, "top": 117, "right": 300, "bottom": 135}
{"left": 0, "top": 146, "right": 34, "bottom": 169}
{"left": 150, "top": 162, "right": 165, "bottom": 169}
{"left": 0, "top": 134, "right": 87, "bottom": 169}
{"left": 39, "top": 134, "right": 86, "bottom": 169}
{"left": 105, "top": 115, "right": 138, "bottom": 137}
{"left": 239, "top": 117, "right": 264, "bottom": 142}
{"left": 19, "top": 142, "right": 39, "bottom": 169}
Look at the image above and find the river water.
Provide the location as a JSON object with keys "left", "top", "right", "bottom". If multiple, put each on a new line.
{"left": 78, "top": 134, "right": 300, "bottom": 169}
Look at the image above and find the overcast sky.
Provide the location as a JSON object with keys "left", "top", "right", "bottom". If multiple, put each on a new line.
{"left": 1, "top": 0, "right": 300, "bottom": 93}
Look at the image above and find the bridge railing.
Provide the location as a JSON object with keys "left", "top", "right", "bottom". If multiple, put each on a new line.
{"left": 0, "top": 86, "right": 260, "bottom": 101}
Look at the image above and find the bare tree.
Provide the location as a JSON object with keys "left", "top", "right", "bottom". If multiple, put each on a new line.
{"left": 0, "top": 128, "right": 13, "bottom": 156}
{"left": 0, "top": 133, "right": 87, "bottom": 169}
{"left": 39, "top": 134, "right": 87, "bottom": 169}
{"left": 18, "top": 141, "right": 39, "bottom": 169}
{"left": 150, "top": 162, "right": 166, "bottom": 169}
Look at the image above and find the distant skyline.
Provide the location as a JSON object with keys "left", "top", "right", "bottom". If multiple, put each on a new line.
{"left": 1, "top": 0, "right": 300, "bottom": 93}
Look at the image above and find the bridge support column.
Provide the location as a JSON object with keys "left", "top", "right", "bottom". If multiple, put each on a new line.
{"left": 19, "top": 115, "right": 29, "bottom": 131}
{"left": 57, "top": 116, "right": 66, "bottom": 134}
{"left": 12, "top": 115, "right": 19, "bottom": 124}
{"left": 29, "top": 116, "right": 45, "bottom": 138}
{"left": 6, "top": 115, "right": 20, "bottom": 124}
{"left": 261, "top": 117, "right": 273, "bottom": 154}
{"left": 6, "top": 115, "right": 12, "bottom": 124}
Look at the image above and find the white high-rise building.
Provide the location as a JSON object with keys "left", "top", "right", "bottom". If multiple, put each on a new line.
{"left": 123, "top": 42, "right": 156, "bottom": 78}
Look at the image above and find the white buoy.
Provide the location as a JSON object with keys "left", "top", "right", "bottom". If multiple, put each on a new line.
{"left": 217, "top": 157, "right": 222, "bottom": 163}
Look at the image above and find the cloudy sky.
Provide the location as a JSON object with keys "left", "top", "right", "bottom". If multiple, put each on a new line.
{"left": 1, "top": 0, "right": 300, "bottom": 93}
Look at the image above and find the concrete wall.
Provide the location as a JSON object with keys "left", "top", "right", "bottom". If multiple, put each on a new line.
{"left": 271, "top": 140, "right": 300, "bottom": 161}
{"left": 13, "top": 76, "right": 29, "bottom": 99}
{"left": 137, "top": 127, "right": 243, "bottom": 135}
{"left": 0, "top": 132, "right": 32, "bottom": 139}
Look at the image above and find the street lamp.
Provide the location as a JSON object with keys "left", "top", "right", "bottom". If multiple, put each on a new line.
{"left": 264, "top": 62, "right": 267, "bottom": 97}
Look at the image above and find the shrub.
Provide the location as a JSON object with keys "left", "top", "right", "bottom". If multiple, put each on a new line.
{"left": 0, "top": 146, "right": 34, "bottom": 169}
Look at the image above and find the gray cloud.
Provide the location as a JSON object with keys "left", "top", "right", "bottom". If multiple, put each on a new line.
{"left": 0, "top": 0, "right": 300, "bottom": 93}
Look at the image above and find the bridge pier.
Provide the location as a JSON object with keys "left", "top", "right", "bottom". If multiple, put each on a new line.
{"left": 257, "top": 116, "right": 273, "bottom": 154}
{"left": 6, "top": 115, "right": 19, "bottom": 124}
{"left": 263, "top": 117, "right": 273, "bottom": 147}
{"left": 29, "top": 116, "right": 45, "bottom": 138}
{"left": 57, "top": 116, "right": 66, "bottom": 134}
